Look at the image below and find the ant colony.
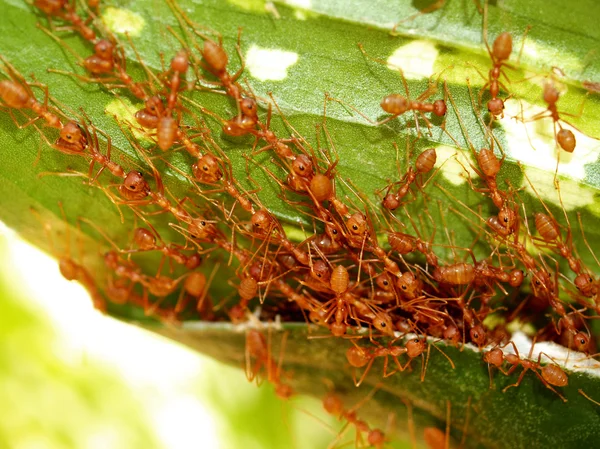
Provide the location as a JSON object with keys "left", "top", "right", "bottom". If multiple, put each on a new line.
{"left": 1, "top": 0, "right": 600, "bottom": 447}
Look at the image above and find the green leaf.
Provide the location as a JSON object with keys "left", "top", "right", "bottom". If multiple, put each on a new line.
{"left": 1, "top": 0, "right": 599, "bottom": 447}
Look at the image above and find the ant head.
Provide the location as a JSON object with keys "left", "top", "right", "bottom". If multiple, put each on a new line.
{"left": 240, "top": 97, "right": 258, "bottom": 119}
{"left": 346, "top": 346, "right": 370, "bottom": 368}
{"left": 188, "top": 217, "right": 213, "bottom": 241}
{"left": 185, "top": 253, "right": 202, "bottom": 270}
{"left": 58, "top": 257, "right": 78, "bottom": 281}
{"left": 123, "top": 171, "right": 148, "bottom": 193}
{"left": 60, "top": 121, "right": 85, "bottom": 144}
{"left": 487, "top": 97, "right": 504, "bottom": 116}
{"left": 330, "top": 322, "right": 347, "bottom": 337}
{"left": 346, "top": 213, "right": 367, "bottom": 236}
{"left": 193, "top": 154, "right": 223, "bottom": 183}
{"left": 309, "top": 308, "right": 327, "bottom": 325}
{"left": 397, "top": 271, "right": 421, "bottom": 299}
{"left": 443, "top": 323, "right": 460, "bottom": 344}
{"left": 251, "top": 209, "right": 273, "bottom": 233}
{"left": 376, "top": 272, "right": 393, "bottom": 291}
{"left": 433, "top": 99, "right": 447, "bottom": 117}
{"left": 133, "top": 227, "right": 156, "bottom": 250}
{"left": 310, "top": 259, "right": 331, "bottom": 283}
{"left": 94, "top": 39, "right": 114, "bottom": 60}
{"left": 382, "top": 193, "right": 400, "bottom": 210}
{"left": 322, "top": 392, "right": 345, "bottom": 415}
{"left": 574, "top": 332, "right": 590, "bottom": 353}
{"left": 483, "top": 348, "right": 504, "bottom": 367}
{"left": 543, "top": 82, "right": 560, "bottom": 104}
{"left": 574, "top": 273, "right": 595, "bottom": 297}
{"left": 292, "top": 154, "right": 314, "bottom": 178}
{"left": 145, "top": 96, "right": 165, "bottom": 115}
{"left": 103, "top": 250, "right": 119, "bottom": 270}
{"left": 470, "top": 325, "right": 487, "bottom": 347}
{"left": 498, "top": 206, "right": 517, "bottom": 230}
{"left": 171, "top": 49, "right": 189, "bottom": 74}
{"left": 373, "top": 312, "right": 394, "bottom": 336}
{"left": 509, "top": 269, "right": 525, "bottom": 287}
{"left": 406, "top": 338, "right": 426, "bottom": 358}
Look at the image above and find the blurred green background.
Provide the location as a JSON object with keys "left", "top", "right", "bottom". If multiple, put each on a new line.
{"left": 0, "top": 223, "right": 355, "bottom": 449}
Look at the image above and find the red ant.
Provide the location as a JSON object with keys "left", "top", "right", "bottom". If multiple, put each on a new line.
{"left": 39, "top": 25, "right": 148, "bottom": 100}
{"left": 380, "top": 144, "right": 438, "bottom": 211}
{"left": 33, "top": 0, "right": 97, "bottom": 42}
{"left": 166, "top": 0, "right": 248, "bottom": 108}
{"left": 518, "top": 80, "right": 581, "bottom": 154}
{"left": 483, "top": 339, "right": 569, "bottom": 402}
{"left": 346, "top": 339, "right": 426, "bottom": 387}
{"left": 0, "top": 55, "right": 62, "bottom": 128}
{"left": 322, "top": 389, "right": 387, "bottom": 449}
{"left": 31, "top": 203, "right": 106, "bottom": 312}
{"left": 245, "top": 328, "right": 294, "bottom": 399}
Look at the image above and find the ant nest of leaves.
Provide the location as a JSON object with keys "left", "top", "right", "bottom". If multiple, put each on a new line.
{"left": 3, "top": 0, "right": 600, "bottom": 446}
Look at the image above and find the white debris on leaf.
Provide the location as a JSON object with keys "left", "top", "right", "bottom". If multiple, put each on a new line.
{"left": 246, "top": 46, "right": 299, "bottom": 81}
{"left": 105, "top": 99, "right": 152, "bottom": 143}
{"left": 387, "top": 40, "right": 439, "bottom": 80}
{"left": 102, "top": 7, "right": 145, "bottom": 36}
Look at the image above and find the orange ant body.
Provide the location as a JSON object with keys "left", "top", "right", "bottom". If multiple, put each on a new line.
{"left": 131, "top": 227, "right": 202, "bottom": 270}
{"left": 525, "top": 81, "right": 577, "bottom": 153}
{"left": 346, "top": 338, "right": 428, "bottom": 386}
{"left": 482, "top": 32, "right": 512, "bottom": 117}
{"left": 245, "top": 329, "right": 293, "bottom": 399}
{"left": 534, "top": 213, "right": 581, "bottom": 274}
{"left": 0, "top": 55, "right": 62, "bottom": 129}
{"left": 483, "top": 341, "right": 568, "bottom": 402}
{"left": 32, "top": 204, "right": 106, "bottom": 312}
{"left": 34, "top": 0, "right": 96, "bottom": 42}
{"left": 322, "top": 391, "right": 386, "bottom": 449}
{"left": 382, "top": 148, "right": 437, "bottom": 210}
{"left": 40, "top": 25, "right": 149, "bottom": 101}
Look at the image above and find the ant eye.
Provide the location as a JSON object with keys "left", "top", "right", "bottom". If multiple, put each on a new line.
{"left": 401, "top": 285, "right": 407, "bottom": 290}
{"left": 380, "top": 322, "right": 386, "bottom": 327}
{"left": 200, "top": 221, "right": 206, "bottom": 226}
{"left": 332, "top": 229, "right": 338, "bottom": 235}
{"left": 352, "top": 225, "right": 358, "bottom": 230}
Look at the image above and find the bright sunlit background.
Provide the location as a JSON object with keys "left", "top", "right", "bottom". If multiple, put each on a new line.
{"left": 0, "top": 221, "right": 341, "bottom": 449}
